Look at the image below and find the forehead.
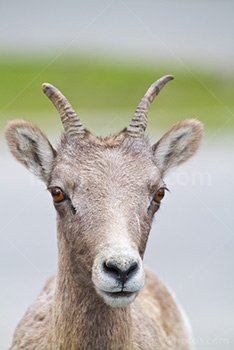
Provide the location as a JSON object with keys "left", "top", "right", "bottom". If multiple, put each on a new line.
{"left": 51, "top": 134, "right": 160, "bottom": 189}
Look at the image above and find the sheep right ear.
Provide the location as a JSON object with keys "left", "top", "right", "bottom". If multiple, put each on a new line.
{"left": 5, "top": 120, "right": 56, "bottom": 183}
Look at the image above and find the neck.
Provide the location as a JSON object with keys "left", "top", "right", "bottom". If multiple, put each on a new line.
{"left": 50, "top": 260, "right": 133, "bottom": 350}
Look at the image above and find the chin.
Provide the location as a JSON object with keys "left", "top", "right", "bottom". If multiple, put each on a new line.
{"left": 97, "top": 289, "right": 138, "bottom": 307}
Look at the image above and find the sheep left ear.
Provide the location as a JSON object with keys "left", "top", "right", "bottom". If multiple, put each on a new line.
{"left": 152, "top": 119, "right": 203, "bottom": 176}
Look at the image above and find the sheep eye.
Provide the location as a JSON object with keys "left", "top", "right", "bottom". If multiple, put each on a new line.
{"left": 49, "top": 187, "right": 65, "bottom": 203}
{"left": 153, "top": 188, "right": 165, "bottom": 203}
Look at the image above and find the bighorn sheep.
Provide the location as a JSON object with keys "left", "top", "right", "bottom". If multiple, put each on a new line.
{"left": 5, "top": 75, "right": 203, "bottom": 350}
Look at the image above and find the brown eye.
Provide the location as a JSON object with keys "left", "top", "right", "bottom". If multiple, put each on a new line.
{"left": 153, "top": 188, "right": 165, "bottom": 203}
{"left": 50, "top": 187, "right": 65, "bottom": 203}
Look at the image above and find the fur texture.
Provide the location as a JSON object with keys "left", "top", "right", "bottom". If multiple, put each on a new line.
{"left": 5, "top": 103, "right": 203, "bottom": 350}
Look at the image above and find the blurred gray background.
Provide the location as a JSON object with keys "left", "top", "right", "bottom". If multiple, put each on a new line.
{"left": 1, "top": 1, "right": 234, "bottom": 349}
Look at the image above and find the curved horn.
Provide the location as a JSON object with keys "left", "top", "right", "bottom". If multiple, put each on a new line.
{"left": 127, "top": 75, "right": 174, "bottom": 138}
{"left": 42, "top": 83, "right": 85, "bottom": 137}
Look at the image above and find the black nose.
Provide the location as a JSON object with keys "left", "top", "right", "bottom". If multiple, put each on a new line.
{"left": 104, "top": 260, "right": 138, "bottom": 286}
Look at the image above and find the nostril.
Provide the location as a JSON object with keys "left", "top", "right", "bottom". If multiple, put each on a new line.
{"left": 103, "top": 262, "right": 121, "bottom": 279}
{"left": 103, "top": 261, "right": 138, "bottom": 286}
{"left": 126, "top": 261, "right": 138, "bottom": 279}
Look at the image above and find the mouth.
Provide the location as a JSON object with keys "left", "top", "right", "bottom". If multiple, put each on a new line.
{"left": 103, "top": 291, "right": 135, "bottom": 298}
{"left": 99, "top": 289, "right": 137, "bottom": 307}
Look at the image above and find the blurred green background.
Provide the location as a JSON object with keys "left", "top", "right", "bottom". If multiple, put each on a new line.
{"left": 1, "top": 56, "right": 234, "bottom": 134}
{"left": 1, "top": 1, "right": 233, "bottom": 137}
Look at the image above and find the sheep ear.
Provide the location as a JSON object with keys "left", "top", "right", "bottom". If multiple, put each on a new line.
{"left": 5, "top": 120, "right": 56, "bottom": 183}
{"left": 153, "top": 119, "right": 203, "bottom": 176}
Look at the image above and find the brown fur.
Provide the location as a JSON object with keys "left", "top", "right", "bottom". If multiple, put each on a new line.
{"left": 10, "top": 268, "right": 191, "bottom": 350}
{"left": 5, "top": 92, "right": 202, "bottom": 350}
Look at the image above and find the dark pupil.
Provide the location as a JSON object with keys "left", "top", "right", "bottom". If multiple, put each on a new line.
{"left": 158, "top": 191, "right": 164, "bottom": 197}
{"left": 53, "top": 190, "right": 61, "bottom": 197}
